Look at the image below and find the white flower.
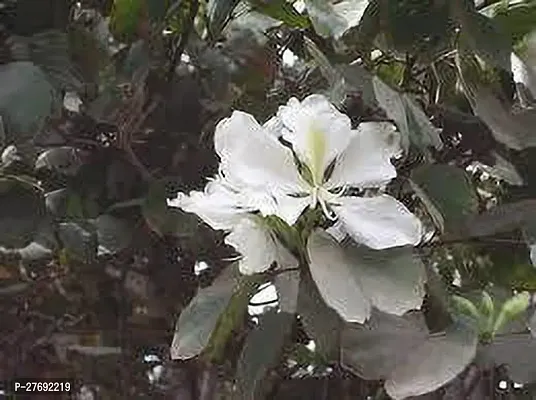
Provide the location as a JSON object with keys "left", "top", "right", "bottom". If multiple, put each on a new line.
{"left": 168, "top": 177, "right": 297, "bottom": 275}
{"left": 215, "top": 94, "right": 422, "bottom": 250}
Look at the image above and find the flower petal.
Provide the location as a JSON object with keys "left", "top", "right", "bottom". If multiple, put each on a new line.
{"left": 214, "top": 111, "right": 304, "bottom": 194}
{"left": 226, "top": 217, "right": 297, "bottom": 275}
{"left": 278, "top": 95, "right": 353, "bottom": 182}
{"left": 168, "top": 180, "right": 246, "bottom": 231}
{"left": 272, "top": 193, "right": 312, "bottom": 226}
{"left": 326, "top": 122, "right": 400, "bottom": 189}
{"left": 307, "top": 230, "right": 371, "bottom": 323}
{"left": 332, "top": 195, "right": 423, "bottom": 250}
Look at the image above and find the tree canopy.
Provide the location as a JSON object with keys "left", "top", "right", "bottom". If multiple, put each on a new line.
{"left": 2, "top": 0, "right": 536, "bottom": 399}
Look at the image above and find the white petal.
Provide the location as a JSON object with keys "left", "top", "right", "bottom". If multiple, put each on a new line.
{"left": 214, "top": 111, "right": 304, "bottom": 194}
{"left": 168, "top": 182, "right": 245, "bottom": 231}
{"left": 333, "top": 195, "right": 423, "bottom": 250}
{"left": 277, "top": 95, "right": 353, "bottom": 181}
{"left": 326, "top": 122, "right": 400, "bottom": 189}
{"left": 307, "top": 230, "right": 371, "bottom": 323}
{"left": 226, "top": 217, "right": 297, "bottom": 275}
{"left": 273, "top": 193, "right": 312, "bottom": 225}
{"left": 262, "top": 116, "right": 284, "bottom": 138}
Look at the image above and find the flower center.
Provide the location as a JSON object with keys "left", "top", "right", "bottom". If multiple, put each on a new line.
{"left": 309, "top": 185, "right": 346, "bottom": 221}
{"left": 306, "top": 121, "right": 327, "bottom": 186}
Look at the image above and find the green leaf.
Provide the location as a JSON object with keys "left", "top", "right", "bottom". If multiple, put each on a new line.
{"left": 451, "top": 295, "right": 481, "bottom": 325}
{"left": 493, "top": 291, "right": 530, "bottom": 334}
{"left": 341, "top": 309, "right": 428, "bottom": 380}
{"left": 410, "top": 164, "right": 479, "bottom": 234}
{"left": 297, "top": 271, "right": 342, "bottom": 362}
{"left": 306, "top": 230, "right": 426, "bottom": 323}
{"left": 110, "top": 0, "right": 146, "bottom": 42}
{"left": 450, "top": 199, "right": 536, "bottom": 240}
{"left": 481, "top": 0, "right": 536, "bottom": 45}
{"left": 248, "top": 0, "right": 310, "bottom": 28}
{"left": 274, "top": 269, "right": 300, "bottom": 314}
{"left": 0, "top": 178, "right": 45, "bottom": 248}
{"left": 143, "top": 180, "right": 200, "bottom": 238}
{"left": 233, "top": 310, "right": 294, "bottom": 400}
{"left": 94, "top": 214, "right": 135, "bottom": 256}
{"left": 171, "top": 266, "right": 239, "bottom": 360}
{"left": 0, "top": 62, "right": 58, "bottom": 142}
{"left": 207, "top": 0, "right": 241, "bottom": 37}
{"left": 372, "top": 76, "right": 442, "bottom": 157}
{"left": 488, "top": 333, "right": 536, "bottom": 383}
{"left": 384, "top": 325, "right": 478, "bottom": 399}
{"left": 473, "top": 88, "right": 536, "bottom": 150}
{"left": 25, "top": 30, "right": 83, "bottom": 91}
{"left": 459, "top": 10, "right": 512, "bottom": 70}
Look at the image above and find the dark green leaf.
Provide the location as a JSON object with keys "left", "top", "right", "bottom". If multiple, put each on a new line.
{"left": 411, "top": 164, "right": 479, "bottom": 234}
{"left": 170, "top": 265, "right": 240, "bottom": 360}
{"left": 25, "top": 30, "right": 84, "bottom": 91}
{"left": 481, "top": 0, "right": 536, "bottom": 45}
{"left": 385, "top": 325, "right": 477, "bottom": 399}
{"left": 459, "top": 10, "right": 512, "bottom": 70}
{"left": 94, "top": 214, "right": 135, "bottom": 256}
{"left": 0, "top": 178, "right": 45, "bottom": 248}
{"left": 488, "top": 333, "right": 536, "bottom": 383}
{"left": 297, "top": 271, "right": 343, "bottom": 361}
{"left": 372, "top": 77, "right": 443, "bottom": 157}
{"left": 341, "top": 309, "right": 428, "bottom": 380}
{"left": 274, "top": 269, "right": 300, "bottom": 314}
{"left": 233, "top": 310, "right": 294, "bottom": 400}
{"left": 0, "top": 62, "right": 58, "bottom": 142}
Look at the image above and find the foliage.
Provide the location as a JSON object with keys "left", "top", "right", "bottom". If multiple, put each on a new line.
{"left": 3, "top": 0, "right": 536, "bottom": 399}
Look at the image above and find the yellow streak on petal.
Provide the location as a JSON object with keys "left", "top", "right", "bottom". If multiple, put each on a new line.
{"left": 307, "top": 121, "right": 326, "bottom": 185}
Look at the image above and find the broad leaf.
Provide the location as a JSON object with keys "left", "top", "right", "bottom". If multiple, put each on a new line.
{"left": 233, "top": 310, "right": 294, "bottom": 400}
{"left": 450, "top": 199, "right": 536, "bottom": 240}
{"left": 0, "top": 62, "right": 58, "bottom": 141}
{"left": 25, "top": 30, "right": 83, "bottom": 91}
{"left": 385, "top": 325, "right": 478, "bottom": 399}
{"left": 511, "top": 52, "right": 536, "bottom": 103}
{"left": 482, "top": 0, "right": 536, "bottom": 45}
{"left": 296, "top": 271, "right": 342, "bottom": 361}
{"left": 170, "top": 265, "right": 240, "bottom": 360}
{"left": 459, "top": 10, "right": 512, "bottom": 70}
{"left": 411, "top": 164, "right": 479, "bottom": 234}
{"left": 0, "top": 178, "right": 46, "bottom": 248}
{"left": 274, "top": 269, "right": 300, "bottom": 314}
{"left": 473, "top": 88, "right": 536, "bottom": 150}
{"left": 306, "top": 230, "right": 425, "bottom": 323}
{"left": 372, "top": 77, "right": 442, "bottom": 156}
{"left": 341, "top": 309, "right": 428, "bottom": 380}
{"left": 487, "top": 333, "right": 536, "bottom": 383}
{"left": 94, "top": 214, "right": 135, "bottom": 256}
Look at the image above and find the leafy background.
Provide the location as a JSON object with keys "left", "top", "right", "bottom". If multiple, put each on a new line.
{"left": 3, "top": 0, "right": 536, "bottom": 398}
